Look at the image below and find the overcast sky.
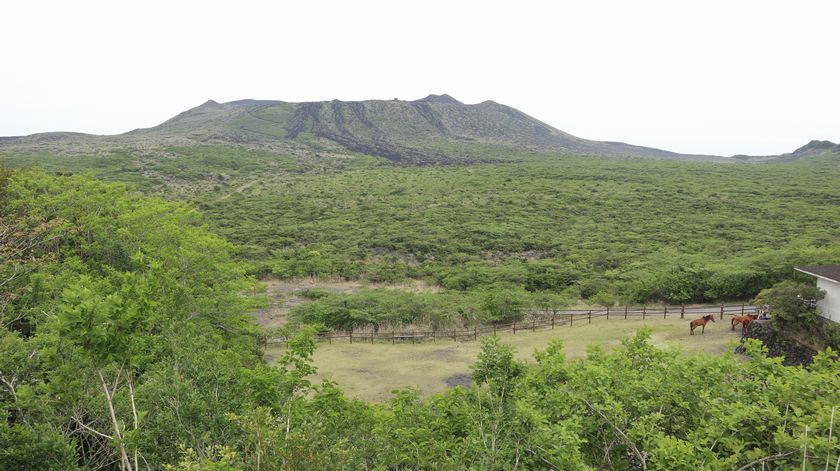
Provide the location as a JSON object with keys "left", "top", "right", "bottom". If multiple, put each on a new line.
{"left": 1, "top": 0, "right": 838, "bottom": 156}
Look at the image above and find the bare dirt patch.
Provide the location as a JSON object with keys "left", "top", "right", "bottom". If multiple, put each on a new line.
{"left": 444, "top": 373, "right": 472, "bottom": 388}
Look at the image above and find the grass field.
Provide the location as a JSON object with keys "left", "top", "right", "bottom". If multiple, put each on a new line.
{"left": 266, "top": 316, "right": 742, "bottom": 402}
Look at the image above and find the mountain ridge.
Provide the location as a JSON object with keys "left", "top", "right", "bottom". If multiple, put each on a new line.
{"left": 1, "top": 95, "right": 836, "bottom": 164}
{"left": 120, "top": 95, "right": 727, "bottom": 163}
{"left": 731, "top": 139, "right": 840, "bottom": 163}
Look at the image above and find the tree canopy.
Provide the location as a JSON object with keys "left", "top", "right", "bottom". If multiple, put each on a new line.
{"left": 1, "top": 169, "right": 838, "bottom": 470}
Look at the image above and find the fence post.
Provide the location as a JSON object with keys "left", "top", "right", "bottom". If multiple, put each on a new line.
{"left": 664, "top": 306, "right": 667, "bottom": 319}
{"left": 329, "top": 334, "right": 332, "bottom": 344}
{"left": 720, "top": 303, "right": 724, "bottom": 320}
{"left": 642, "top": 306, "right": 646, "bottom": 320}
{"left": 606, "top": 306, "right": 610, "bottom": 320}
{"left": 551, "top": 313, "right": 555, "bottom": 329}
{"left": 350, "top": 330, "right": 353, "bottom": 344}
{"left": 474, "top": 327, "right": 478, "bottom": 341}
{"left": 392, "top": 333, "right": 395, "bottom": 345}
{"left": 493, "top": 324, "right": 497, "bottom": 336}
{"left": 625, "top": 306, "right": 628, "bottom": 319}
{"left": 532, "top": 319, "right": 536, "bottom": 332}
{"left": 588, "top": 310, "right": 592, "bottom": 324}
{"left": 452, "top": 330, "right": 456, "bottom": 342}
{"left": 681, "top": 304, "right": 685, "bottom": 319}
{"left": 513, "top": 322, "right": 517, "bottom": 334}
{"left": 741, "top": 303, "right": 745, "bottom": 315}
{"left": 570, "top": 313, "right": 573, "bottom": 326}
{"left": 433, "top": 330, "right": 436, "bottom": 343}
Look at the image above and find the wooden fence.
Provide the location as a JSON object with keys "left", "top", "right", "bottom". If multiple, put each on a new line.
{"left": 267, "top": 303, "right": 759, "bottom": 346}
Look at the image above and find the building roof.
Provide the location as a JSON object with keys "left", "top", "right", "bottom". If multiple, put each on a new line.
{"left": 795, "top": 265, "right": 840, "bottom": 283}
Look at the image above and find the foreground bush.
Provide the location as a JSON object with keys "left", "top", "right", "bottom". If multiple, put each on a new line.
{"left": 2, "top": 170, "right": 838, "bottom": 470}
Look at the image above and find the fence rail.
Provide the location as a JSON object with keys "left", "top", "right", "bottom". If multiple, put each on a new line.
{"left": 267, "top": 303, "right": 759, "bottom": 346}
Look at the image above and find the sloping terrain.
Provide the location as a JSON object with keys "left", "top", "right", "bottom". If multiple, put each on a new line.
{"left": 130, "top": 94, "right": 733, "bottom": 162}
{"left": 1, "top": 94, "right": 728, "bottom": 166}
{"left": 733, "top": 139, "right": 840, "bottom": 163}
{"left": 2, "top": 95, "right": 838, "bottom": 307}
{"left": 4, "top": 95, "right": 838, "bottom": 186}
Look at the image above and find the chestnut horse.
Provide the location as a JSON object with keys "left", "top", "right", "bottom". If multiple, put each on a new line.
{"left": 690, "top": 314, "right": 715, "bottom": 335}
{"left": 731, "top": 314, "right": 758, "bottom": 333}
{"left": 732, "top": 314, "right": 758, "bottom": 331}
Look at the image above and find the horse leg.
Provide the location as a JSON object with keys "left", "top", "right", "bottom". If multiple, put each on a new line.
{"left": 690, "top": 325, "right": 694, "bottom": 335}
{"left": 701, "top": 324, "right": 705, "bottom": 334}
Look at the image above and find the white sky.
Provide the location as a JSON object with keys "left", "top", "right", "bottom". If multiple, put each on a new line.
{"left": 1, "top": 0, "right": 838, "bottom": 156}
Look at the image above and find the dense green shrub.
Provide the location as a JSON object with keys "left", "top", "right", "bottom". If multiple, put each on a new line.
{"left": 3, "top": 169, "right": 839, "bottom": 470}
{"left": 478, "top": 288, "right": 527, "bottom": 324}
{"left": 289, "top": 289, "right": 483, "bottom": 330}
{"left": 753, "top": 280, "right": 826, "bottom": 327}
{"left": 190, "top": 156, "right": 840, "bottom": 303}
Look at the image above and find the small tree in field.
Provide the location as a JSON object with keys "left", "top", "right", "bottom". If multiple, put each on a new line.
{"left": 753, "top": 280, "right": 825, "bottom": 327}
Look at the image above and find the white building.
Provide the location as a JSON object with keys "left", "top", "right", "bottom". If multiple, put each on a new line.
{"left": 794, "top": 265, "right": 840, "bottom": 323}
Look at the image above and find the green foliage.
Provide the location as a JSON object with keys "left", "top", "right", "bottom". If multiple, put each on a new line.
{"left": 298, "top": 288, "right": 330, "bottom": 299}
{"left": 150, "top": 145, "right": 299, "bottom": 181}
{"left": 289, "top": 289, "right": 482, "bottom": 330}
{"left": 753, "top": 280, "right": 826, "bottom": 327}
{"left": 4, "top": 168, "right": 840, "bottom": 470}
{"left": 7, "top": 138, "right": 840, "bottom": 310}
{"left": 471, "top": 336, "right": 526, "bottom": 395}
{"left": 268, "top": 248, "right": 361, "bottom": 280}
{"left": 192, "top": 157, "right": 840, "bottom": 304}
{"left": 0, "top": 420, "right": 81, "bottom": 471}
{"left": 524, "top": 261, "right": 580, "bottom": 292}
{"left": 0, "top": 169, "right": 263, "bottom": 469}
{"left": 163, "top": 445, "right": 243, "bottom": 471}
{"left": 479, "top": 288, "right": 526, "bottom": 324}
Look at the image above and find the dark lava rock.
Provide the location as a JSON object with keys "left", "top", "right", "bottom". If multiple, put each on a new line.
{"left": 736, "top": 320, "right": 818, "bottom": 366}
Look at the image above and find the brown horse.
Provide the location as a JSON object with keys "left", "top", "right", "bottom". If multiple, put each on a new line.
{"left": 731, "top": 314, "right": 758, "bottom": 332}
{"left": 690, "top": 315, "right": 715, "bottom": 335}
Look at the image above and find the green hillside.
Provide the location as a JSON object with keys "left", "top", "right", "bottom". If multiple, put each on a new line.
{"left": 2, "top": 97, "right": 839, "bottom": 315}
{"left": 0, "top": 95, "right": 723, "bottom": 171}
{"left": 2, "top": 103, "right": 840, "bottom": 470}
{"left": 197, "top": 155, "right": 840, "bottom": 306}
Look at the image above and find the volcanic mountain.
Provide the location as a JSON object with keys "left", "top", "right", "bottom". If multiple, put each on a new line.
{"left": 1, "top": 94, "right": 729, "bottom": 164}
{"left": 3, "top": 95, "right": 837, "bottom": 166}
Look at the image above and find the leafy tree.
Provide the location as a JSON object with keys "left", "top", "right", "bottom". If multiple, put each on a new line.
{"left": 753, "top": 280, "right": 826, "bottom": 327}
{"left": 479, "top": 288, "right": 526, "bottom": 324}
{"left": 472, "top": 336, "right": 526, "bottom": 398}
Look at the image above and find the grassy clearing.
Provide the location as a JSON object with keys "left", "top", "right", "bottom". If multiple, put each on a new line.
{"left": 266, "top": 316, "right": 741, "bottom": 402}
